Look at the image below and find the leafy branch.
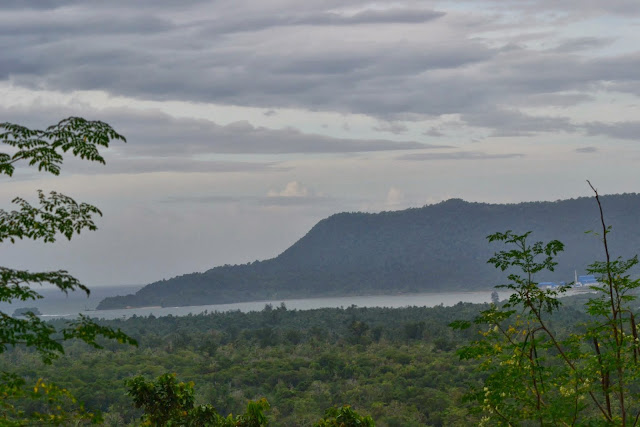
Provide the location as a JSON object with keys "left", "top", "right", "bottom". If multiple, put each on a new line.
{"left": 0, "top": 117, "right": 135, "bottom": 423}
{"left": 0, "top": 117, "right": 126, "bottom": 176}
{"left": 452, "top": 183, "right": 640, "bottom": 425}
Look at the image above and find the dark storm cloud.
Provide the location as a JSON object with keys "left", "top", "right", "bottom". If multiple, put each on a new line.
{"left": 396, "top": 151, "right": 525, "bottom": 161}
{"left": 1, "top": 0, "right": 640, "bottom": 137}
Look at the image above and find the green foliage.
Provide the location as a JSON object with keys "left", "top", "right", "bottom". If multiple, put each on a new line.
{"left": 0, "top": 117, "right": 136, "bottom": 422}
{"left": 0, "top": 372, "right": 101, "bottom": 425}
{"left": 314, "top": 405, "right": 375, "bottom": 426}
{"left": 453, "top": 186, "right": 640, "bottom": 425}
{"left": 1, "top": 303, "right": 493, "bottom": 425}
{"left": 126, "top": 373, "right": 270, "bottom": 426}
{"left": 0, "top": 117, "right": 125, "bottom": 177}
{"left": 126, "top": 373, "right": 200, "bottom": 425}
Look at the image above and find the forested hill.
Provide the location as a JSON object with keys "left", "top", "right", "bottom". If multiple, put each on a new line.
{"left": 97, "top": 194, "right": 640, "bottom": 309}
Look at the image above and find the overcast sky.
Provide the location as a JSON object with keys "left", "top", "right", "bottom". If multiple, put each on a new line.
{"left": 2, "top": 0, "right": 640, "bottom": 287}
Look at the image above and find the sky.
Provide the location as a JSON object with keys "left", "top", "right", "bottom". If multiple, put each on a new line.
{"left": 2, "top": 0, "right": 640, "bottom": 287}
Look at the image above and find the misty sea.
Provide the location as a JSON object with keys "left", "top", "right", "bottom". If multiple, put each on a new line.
{"left": 1, "top": 286, "right": 501, "bottom": 320}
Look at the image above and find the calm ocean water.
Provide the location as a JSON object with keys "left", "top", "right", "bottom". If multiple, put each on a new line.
{"left": 82, "top": 290, "right": 501, "bottom": 320}
{"left": 3, "top": 286, "right": 590, "bottom": 321}
{"left": 1, "top": 285, "right": 500, "bottom": 320}
{"left": 0, "top": 284, "right": 143, "bottom": 318}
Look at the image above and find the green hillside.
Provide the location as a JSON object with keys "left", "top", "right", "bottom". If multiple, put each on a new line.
{"left": 97, "top": 194, "right": 640, "bottom": 309}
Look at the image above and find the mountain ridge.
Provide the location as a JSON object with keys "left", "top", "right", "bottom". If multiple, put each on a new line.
{"left": 97, "top": 194, "right": 640, "bottom": 309}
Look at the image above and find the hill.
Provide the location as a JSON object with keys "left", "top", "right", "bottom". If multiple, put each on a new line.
{"left": 97, "top": 194, "right": 640, "bottom": 309}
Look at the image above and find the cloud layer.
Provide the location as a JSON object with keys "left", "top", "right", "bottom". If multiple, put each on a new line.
{"left": 1, "top": 0, "right": 639, "bottom": 138}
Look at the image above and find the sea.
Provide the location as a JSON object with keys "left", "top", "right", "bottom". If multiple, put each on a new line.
{"left": 0, "top": 285, "right": 502, "bottom": 320}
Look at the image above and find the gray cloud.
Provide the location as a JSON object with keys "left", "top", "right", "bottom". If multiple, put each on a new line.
{"left": 0, "top": 105, "right": 440, "bottom": 157}
{"left": 0, "top": 2, "right": 492, "bottom": 121}
{"left": 373, "top": 122, "right": 409, "bottom": 135}
{"left": 1, "top": 104, "right": 449, "bottom": 177}
{"left": 0, "top": 0, "right": 204, "bottom": 10}
{"left": 520, "top": 93, "right": 594, "bottom": 107}
{"left": 160, "top": 195, "right": 239, "bottom": 204}
{"left": 258, "top": 195, "right": 336, "bottom": 207}
{"left": 159, "top": 192, "right": 340, "bottom": 208}
{"left": 423, "top": 127, "right": 444, "bottom": 137}
{"left": 551, "top": 37, "right": 614, "bottom": 53}
{"left": 193, "top": 8, "right": 445, "bottom": 36}
{"left": 498, "top": 0, "right": 640, "bottom": 15}
{"left": 64, "top": 157, "right": 289, "bottom": 175}
{"left": 584, "top": 121, "right": 640, "bottom": 141}
{"left": 115, "top": 115, "right": 437, "bottom": 155}
{"left": 0, "top": 1, "right": 639, "bottom": 137}
{"left": 6, "top": 0, "right": 636, "bottom": 15}
{"left": 0, "top": 12, "right": 173, "bottom": 37}
{"left": 397, "top": 151, "right": 525, "bottom": 161}
{"left": 460, "top": 108, "right": 576, "bottom": 137}
{"left": 575, "top": 146, "right": 598, "bottom": 153}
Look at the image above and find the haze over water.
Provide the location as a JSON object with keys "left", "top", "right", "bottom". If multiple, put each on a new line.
{"left": 4, "top": 286, "right": 590, "bottom": 321}
{"left": 3, "top": 286, "right": 498, "bottom": 320}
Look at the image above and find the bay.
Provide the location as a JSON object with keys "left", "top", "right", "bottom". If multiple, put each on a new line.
{"left": 82, "top": 290, "right": 500, "bottom": 320}
{"left": 0, "top": 285, "right": 143, "bottom": 318}
{"left": 5, "top": 288, "right": 501, "bottom": 320}
{"left": 3, "top": 287, "right": 592, "bottom": 321}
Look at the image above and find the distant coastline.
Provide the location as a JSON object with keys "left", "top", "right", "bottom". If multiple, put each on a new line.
{"left": 97, "top": 194, "right": 640, "bottom": 311}
{"left": 66, "top": 290, "right": 504, "bottom": 320}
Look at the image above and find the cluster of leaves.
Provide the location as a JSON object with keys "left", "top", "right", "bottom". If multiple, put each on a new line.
{"left": 0, "top": 117, "right": 124, "bottom": 176}
{"left": 126, "top": 372, "right": 378, "bottom": 427}
{"left": 0, "top": 118, "right": 136, "bottom": 422}
{"left": 0, "top": 372, "right": 101, "bottom": 426}
{"left": 126, "top": 373, "right": 270, "bottom": 426}
{"left": 452, "top": 184, "right": 640, "bottom": 425}
{"left": 314, "top": 405, "right": 375, "bottom": 427}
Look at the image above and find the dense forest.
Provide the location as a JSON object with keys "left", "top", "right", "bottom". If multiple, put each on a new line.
{"left": 0, "top": 297, "right": 594, "bottom": 425}
{"left": 98, "top": 194, "right": 640, "bottom": 309}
